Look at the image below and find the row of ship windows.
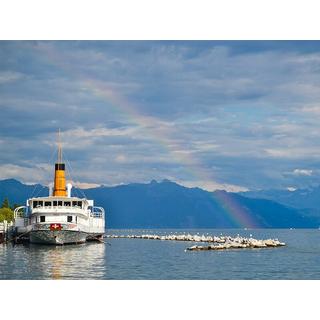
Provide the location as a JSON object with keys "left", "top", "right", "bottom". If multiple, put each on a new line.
{"left": 32, "top": 201, "right": 83, "bottom": 209}
{"left": 37, "top": 215, "right": 77, "bottom": 223}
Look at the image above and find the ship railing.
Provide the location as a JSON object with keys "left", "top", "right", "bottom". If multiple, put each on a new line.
{"left": 89, "top": 206, "right": 105, "bottom": 219}
{"left": 14, "top": 206, "right": 27, "bottom": 219}
{"left": 14, "top": 206, "right": 31, "bottom": 227}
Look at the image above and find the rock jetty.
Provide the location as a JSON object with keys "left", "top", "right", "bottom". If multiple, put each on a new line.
{"left": 105, "top": 233, "right": 286, "bottom": 250}
{"left": 186, "top": 237, "right": 285, "bottom": 251}
{"left": 106, "top": 233, "right": 227, "bottom": 242}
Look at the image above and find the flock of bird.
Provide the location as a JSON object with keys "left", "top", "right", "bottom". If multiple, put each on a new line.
{"left": 105, "top": 232, "right": 286, "bottom": 251}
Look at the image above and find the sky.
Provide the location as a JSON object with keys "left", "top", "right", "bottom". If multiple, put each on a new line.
{"left": 1, "top": 40, "right": 320, "bottom": 191}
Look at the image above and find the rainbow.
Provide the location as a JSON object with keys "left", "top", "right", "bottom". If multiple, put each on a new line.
{"left": 212, "top": 191, "right": 259, "bottom": 228}
{"left": 34, "top": 42, "right": 261, "bottom": 228}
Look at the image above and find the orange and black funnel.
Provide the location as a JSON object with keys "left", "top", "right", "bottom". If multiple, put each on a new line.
{"left": 53, "top": 129, "right": 67, "bottom": 197}
{"left": 53, "top": 163, "right": 67, "bottom": 196}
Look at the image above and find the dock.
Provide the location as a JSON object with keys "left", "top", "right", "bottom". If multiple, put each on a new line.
{"left": 0, "top": 220, "right": 14, "bottom": 244}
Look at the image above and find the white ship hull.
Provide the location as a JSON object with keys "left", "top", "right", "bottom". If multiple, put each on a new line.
{"left": 30, "top": 229, "right": 88, "bottom": 245}
{"left": 28, "top": 222, "right": 105, "bottom": 245}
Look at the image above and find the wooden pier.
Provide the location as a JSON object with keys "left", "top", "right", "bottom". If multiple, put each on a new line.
{"left": 0, "top": 220, "right": 14, "bottom": 244}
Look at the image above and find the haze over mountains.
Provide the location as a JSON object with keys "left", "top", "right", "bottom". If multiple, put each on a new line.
{"left": 0, "top": 178, "right": 319, "bottom": 228}
{"left": 242, "top": 187, "right": 320, "bottom": 210}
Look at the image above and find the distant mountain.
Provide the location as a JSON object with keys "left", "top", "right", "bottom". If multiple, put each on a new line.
{"left": 0, "top": 178, "right": 318, "bottom": 228}
{"left": 241, "top": 187, "right": 320, "bottom": 210}
{"left": 0, "top": 179, "right": 48, "bottom": 206}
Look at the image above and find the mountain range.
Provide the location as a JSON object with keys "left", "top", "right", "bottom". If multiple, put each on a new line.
{"left": 241, "top": 187, "right": 320, "bottom": 210}
{"left": 1, "top": 178, "right": 319, "bottom": 228}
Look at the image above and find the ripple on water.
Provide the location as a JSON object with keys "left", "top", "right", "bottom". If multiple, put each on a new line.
{"left": 1, "top": 229, "right": 320, "bottom": 279}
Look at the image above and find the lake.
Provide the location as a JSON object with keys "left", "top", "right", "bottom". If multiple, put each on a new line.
{"left": 0, "top": 229, "right": 319, "bottom": 279}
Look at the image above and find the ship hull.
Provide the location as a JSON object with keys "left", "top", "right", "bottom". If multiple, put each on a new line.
{"left": 30, "top": 230, "right": 87, "bottom": 245}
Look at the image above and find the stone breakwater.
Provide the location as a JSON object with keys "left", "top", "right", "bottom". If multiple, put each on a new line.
{"left": 106, "top": 233, "right": 227, "bottom": 242}
{"left": 105, "top": 233, "right": 286, "bottom": 250}
{"left": 186, "top": 237, "right": 285, "bottom": 251}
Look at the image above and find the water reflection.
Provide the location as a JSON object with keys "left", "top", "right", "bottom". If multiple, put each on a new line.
{"left": 28, "top": 242, "right": 106, "bottom": 279}
{"left": 48, "top": 247, "right": 64, "bottom": 279}
{"left": 2, "top": 229, "right": 320, "bottom": 279}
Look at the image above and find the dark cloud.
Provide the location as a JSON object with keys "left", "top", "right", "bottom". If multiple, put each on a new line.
{"left": 2, "top": 41, "right": 320, "bottom": 190}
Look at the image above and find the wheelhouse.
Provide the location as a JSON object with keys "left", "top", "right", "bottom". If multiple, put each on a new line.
{"left": 31, "top": 198, "right": 85, "bottom": 210}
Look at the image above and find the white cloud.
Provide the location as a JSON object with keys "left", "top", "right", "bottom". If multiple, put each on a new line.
{"left": 299, "top": 104, "right": 320, "bottom": 116}
{"left": 0, "top": 164, "right": 51, "bottom": 184}
{"left": 64, "top": 126, "right": 137, "bottom": 139}
{"left": 264, "top": 148, "right": 320, "bottom": 159}
{"left": 180, "top": 179, "right": 249, "bottom": 193}
{"left": 0, "top": 71, "right": 24, "bottom": 84}
{"left": 293, "top": 169, "right": 313, "bottom": 176}
{"left": 71, "top": 181, "right": 101, "bottom": 189}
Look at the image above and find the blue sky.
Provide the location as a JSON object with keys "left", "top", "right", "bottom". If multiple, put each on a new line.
{"left": 1, "top": 41, "right": 320, "bottom": 191}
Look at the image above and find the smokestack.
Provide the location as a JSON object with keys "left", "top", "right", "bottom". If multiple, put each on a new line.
{"left": 53, "top": 163, "right": 67, "bottom": 196}
{"left": 53, "top": 129, "right": 67, "bottom": 197}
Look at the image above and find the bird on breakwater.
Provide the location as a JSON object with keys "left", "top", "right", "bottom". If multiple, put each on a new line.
{"left": 105, "top": 233, "right": 286, "bottom": 251}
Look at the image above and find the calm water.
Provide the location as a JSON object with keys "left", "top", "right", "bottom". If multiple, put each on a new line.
{"left": 1, "top": 229, "right": 320, "bottom": 279}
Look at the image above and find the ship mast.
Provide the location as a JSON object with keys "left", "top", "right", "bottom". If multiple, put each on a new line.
{"left": 58, "top": 128, "right": 62, "bottom": 163}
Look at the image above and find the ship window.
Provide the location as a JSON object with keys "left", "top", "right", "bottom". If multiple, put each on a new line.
{"left": 38, "top": 201, "right": 43, "bottom": 207}
{"left": 40, "top": 216, "right": 45, "bottom": 222}
{"left": 33, "top": 201, "right": 38, "bottom": 208}
{"left": 58, "top": 201, "right": 63, "bottom": 206}
{"left": 77, "top": 201, "right": 82, "bottom": 208}
{"left": 67, "top": 216, "right": 72, "bottom": 222}
{"left": 64, "top": 201, "right": 71, "bottom": 207}
{"left": 72, "top": 201, "right": 77, "bottom": 207}
{"left": 75, "top": 216, "right": 77, "bottom": 223}
{"left": 45, "top": 201, "right": 51, "bottom": 207}
{"left": 53, "top": 201, "right": 57, "bottom": 206}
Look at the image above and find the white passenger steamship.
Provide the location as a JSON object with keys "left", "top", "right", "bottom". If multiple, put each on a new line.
{"left": 13, "top": 138, "right": 105, "bottom": 244}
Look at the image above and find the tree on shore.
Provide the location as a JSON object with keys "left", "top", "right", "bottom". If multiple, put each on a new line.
{"left": 0, "top": 208, "right": 14, "bottom": 222}
{"left": 0, "top": 197, "right": 14, "bottom": 222}
{"left": 1, "top": 197, "right": 10, "bottom": 208}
